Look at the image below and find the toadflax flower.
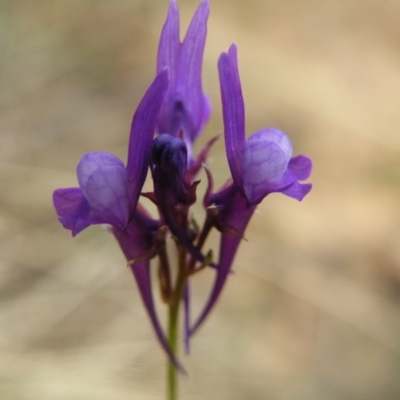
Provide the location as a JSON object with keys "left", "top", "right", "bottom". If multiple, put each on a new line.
{"left": 157, "top": 0, "right": 211, "bottom": 167}
{"left": 190, "top": 44, "right": 312, "bottom": 335}
{"left": 53, "top": 70, "right": 168, "bottom": 235}
{"left": 53, "top": 70, "right": 185, "bottom": 371}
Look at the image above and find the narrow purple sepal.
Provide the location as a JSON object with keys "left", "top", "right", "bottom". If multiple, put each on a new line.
{"left": 190, "top": 184, "right": 255, "bottom": 336}
{"left": 113, "top": 211, "right": 186, "bottom": 373}
{"left": 187, "top": 135, "right": 219, "bottom": 179}
{"left": 218, "top": 44, "right": 246, "bottom": 190}
{"left": 126, "top": 69, "right": 169, "bottom": 214}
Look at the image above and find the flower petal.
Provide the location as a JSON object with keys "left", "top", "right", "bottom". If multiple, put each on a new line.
{"left": 218, "top": 44, "right": 246, "bottom": 189}
{"left": 242, "top": 129, "right": 292, "bottom": 204}
{"left": 157, "top": 0, "right": 210, "bottom": 152}
{"left": 77, "top": 152, "right": 129, "bottom": 230}
{"left": 180, "top": 0, "right": 210, "bottom": 141}
{"left": 280, "top": 155, "right": 312, "bottom": 200}
{"left": 53, "top": 188, "right": 93, "bottom": 236}
{"left": 77, "top": 152, "right": 125, "bottom": 188}
{"left": 126, "top": 69, "right": 169, "bottom": 214}
{"left": 282, "top": 182, "right": 312, "bottom": 201}
{"left": 181, "top": 0, "right": 209, "bottom": 91}
{"left": 157, "top": 0, "right": 180, "bottom": 77}
{"left": 287, "top": 155, "right": 313, "bottom": 181}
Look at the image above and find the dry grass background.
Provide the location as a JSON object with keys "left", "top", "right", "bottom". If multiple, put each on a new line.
{"left": 1, "top": 0, "right": 400, "bottom": 399}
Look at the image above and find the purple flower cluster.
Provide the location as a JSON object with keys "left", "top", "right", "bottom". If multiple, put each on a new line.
{"left": 53, "top": 0, "right": 312, "bottom": 370}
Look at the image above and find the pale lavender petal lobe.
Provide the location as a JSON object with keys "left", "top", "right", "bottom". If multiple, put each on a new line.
{"left": 242, "top": 129, "right": 293, "bottom": 204}
{"left": 77, "top": 152, "right": 125, "bottom": 188}
{"left": 77, "top": 152, "right": 129, "bottom": 230}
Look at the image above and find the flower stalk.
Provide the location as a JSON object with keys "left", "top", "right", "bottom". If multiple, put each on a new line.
{"left": 167, "top": 244, "right": 188, "bottom": 400}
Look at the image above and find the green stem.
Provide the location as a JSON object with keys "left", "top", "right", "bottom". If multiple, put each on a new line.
{"left": 167, "top": 298, "right": 179, "bottom": 400}
{"left": 167, "top": 247, "right": 187, "bottom": 400}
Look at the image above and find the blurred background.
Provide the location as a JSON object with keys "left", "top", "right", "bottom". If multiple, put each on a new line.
{"left": 1, "top": 0, "right": 400, "bottom": 399}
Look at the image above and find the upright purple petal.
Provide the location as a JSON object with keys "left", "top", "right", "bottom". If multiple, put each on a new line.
{"left": 157, "top": 0, "right": 210, "bottom": 155}
{"left": 157, "top": 0, "right": 180, "bottom": 77}
{"left": 126, "top": 69, "right": 169, "bottom": 214}
{"left": 218, "top": 44, "right": 246, "bottom": 189}
{"left": 180, "top": 0, "right": 210, "bottom": 141}
{"left": 181, "top": 0, "right": 209, "bottom": 90}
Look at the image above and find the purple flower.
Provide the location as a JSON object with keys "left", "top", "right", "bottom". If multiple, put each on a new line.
{"left": 53, "top": 70, "right": 185, "bottom": 372}
{"left": 157, "top": 0, "right": 211, "bottom": 164}
{"left": 53, "top": 70, "right": 169, "bottom": 235}
{"left": 219, "top": 44, "right": 312, "bottom": 205}
{"left": 190, "top": 44, "right": 312, "bottom": 335}
{"left": 53, "top": 152, "right": 129, "bottom": 235}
